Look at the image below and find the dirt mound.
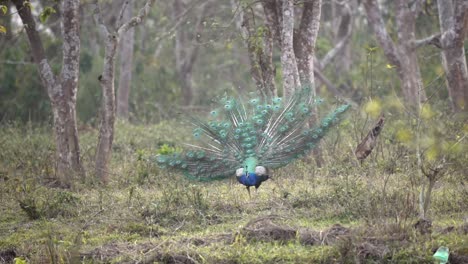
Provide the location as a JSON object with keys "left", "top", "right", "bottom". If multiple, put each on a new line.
{"left": 241, "top": 215, "right": 296, "bottom": 243}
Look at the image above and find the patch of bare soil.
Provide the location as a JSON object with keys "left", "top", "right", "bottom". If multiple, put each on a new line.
{"left": 81, "top": 241, "right": 198, "bottom": 264}
{"left": 0, "top": 249, "right": 17, "bottom": 264}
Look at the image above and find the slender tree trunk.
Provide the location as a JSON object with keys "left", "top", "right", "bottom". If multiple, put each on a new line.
{"left": 117, "top": 0, "right": 135, "bottom": 119}
{"left": 95, "top": 34, "right": 118, "bottom": 184}
{"left": 280, "top": 0, "right": 300, "bottom": 97}
{"left": 13, "top": 0, "right": 84, "bottom": 187}
{"left": 438, "top": 0, "right": 468, "bottom": 112}
{"left": 294, "top": 0, "right": 323, "bottom": 167}
{"left": 61, "top": 0, "right": 84, "bottom": 178}
{"left": 93, "top": 0, "right": 155, "bottom": 184}
{"left": 395, "top": 0, "right": 426, "bottom": 104}
{"left": 295, "top": 0, "right": 321, "bottom": 89}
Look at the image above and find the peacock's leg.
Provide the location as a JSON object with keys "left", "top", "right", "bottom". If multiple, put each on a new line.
{"left": 246, "top": 186, "right": 251, "bottom": 198}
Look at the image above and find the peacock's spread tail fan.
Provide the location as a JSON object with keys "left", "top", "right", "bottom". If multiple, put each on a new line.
{"left": 156, "top": 86, "right": 349, "bottom": 183}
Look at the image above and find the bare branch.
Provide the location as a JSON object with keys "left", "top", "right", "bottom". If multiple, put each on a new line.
{"left": 0, "top": 60, "right": 33, "bottom": 65}
{"left": 117, "top": 0, "right": 156, "bottom": 36}
{"left": 115, "top": 0, "right": 130, "bottom": 30}
{"left": 412, "top": 33, "right": 442, "bottom": 49}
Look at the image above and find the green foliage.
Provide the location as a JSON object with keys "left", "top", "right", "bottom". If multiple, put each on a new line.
{"left": 0, "top": 4, "right": 7, "bottom": 15}
{"left": 13, "top": 257, "right": 27, "bottom": 264}
{"left": 17, "top": 187, "right": 80, "bottom": 220}
{"left": 39, "top": 6, "right": 56, "bottom": 23}
{"left": 0, "top": 42, "right": 50, "bottom": 122}
{"left": 156, "top": 143, "right": 182, "bottom": 155}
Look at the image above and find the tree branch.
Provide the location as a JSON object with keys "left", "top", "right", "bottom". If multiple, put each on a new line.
{"left": 115, "top": 0, "right": 130, "bottom": 30}
{"left": 412, "top": 33, "right": 442, "bottom": 49}
{"left": 11, "top": 0, "right": 56, "bottom": 91}
{"left": 117, "top": 0, "right": 156, "bottom": 36}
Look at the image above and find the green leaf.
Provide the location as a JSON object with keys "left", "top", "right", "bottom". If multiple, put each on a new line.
{"left": 14, "top": 258, "right": 27, "bottom": 264}
{"left": 0, "top": 5, "right": 7, "bottom": 15}
{"left": 0, "top": 25, "right": 6, "bottom": 34}
{"left": 39, "top": 6, "right": 56, "bottom": 23}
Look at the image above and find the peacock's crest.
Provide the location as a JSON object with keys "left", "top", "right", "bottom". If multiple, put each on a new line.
{"left": 156, "top": 86, "right": 349, "bottom": 182}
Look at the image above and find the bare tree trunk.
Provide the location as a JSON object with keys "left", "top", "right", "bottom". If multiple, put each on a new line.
{"left": 280, "top": 0, "right": 300, "bottom": 97}
{"left": 294, "top": 0, "right": 323, "bottom": 167}
{"left": 13, "top": 0, "right": 84, "bottom": 187}
{"left": 95, "top": 34, "right": 118, "bottom": 184}
{"left": 438, "top": 0, "right": 468, "bottom": 112}
{"left": 61, "top": 0, "right": 85, "bottom": 179}
{"left": 94, "top": 0, "right": 155, "bottom": 184}
{"left": 295, "top": 0, "right": 321, "bottom": 88}
{"left": 364, "top": 0, "right": 427, "bottom": 106}
{"left": 117, "top": 0, "right": 135, "bottom": 119}
{"left": 395, "top": 0, "right": 426, "bottom": 105}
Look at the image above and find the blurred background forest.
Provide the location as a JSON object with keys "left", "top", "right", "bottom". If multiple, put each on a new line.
{"left": 0, "top": 0, "right": 467, "bottom": 263}
{"left": 0, "top": 0, "right": 465, "bottom": 123}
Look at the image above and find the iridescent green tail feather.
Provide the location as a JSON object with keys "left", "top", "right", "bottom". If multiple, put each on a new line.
{"left": 156, "top": 86, "right": 349, "bottom": 181}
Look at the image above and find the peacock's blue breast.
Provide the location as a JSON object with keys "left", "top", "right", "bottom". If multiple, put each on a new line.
{"left": 237, "top": 173, "right": 260, "bottom": 187}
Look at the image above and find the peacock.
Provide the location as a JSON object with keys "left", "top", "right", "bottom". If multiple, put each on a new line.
{"left": 156, "top": 86, "right": 349, "bottom": 196}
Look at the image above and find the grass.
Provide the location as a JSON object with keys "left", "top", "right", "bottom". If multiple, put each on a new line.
{"left": 0, "top": 120, "right": 467, "bottom": 263}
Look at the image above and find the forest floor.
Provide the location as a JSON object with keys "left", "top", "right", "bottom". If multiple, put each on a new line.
{"left": 0, "top": 122, "right": 467, "bottom": 263}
